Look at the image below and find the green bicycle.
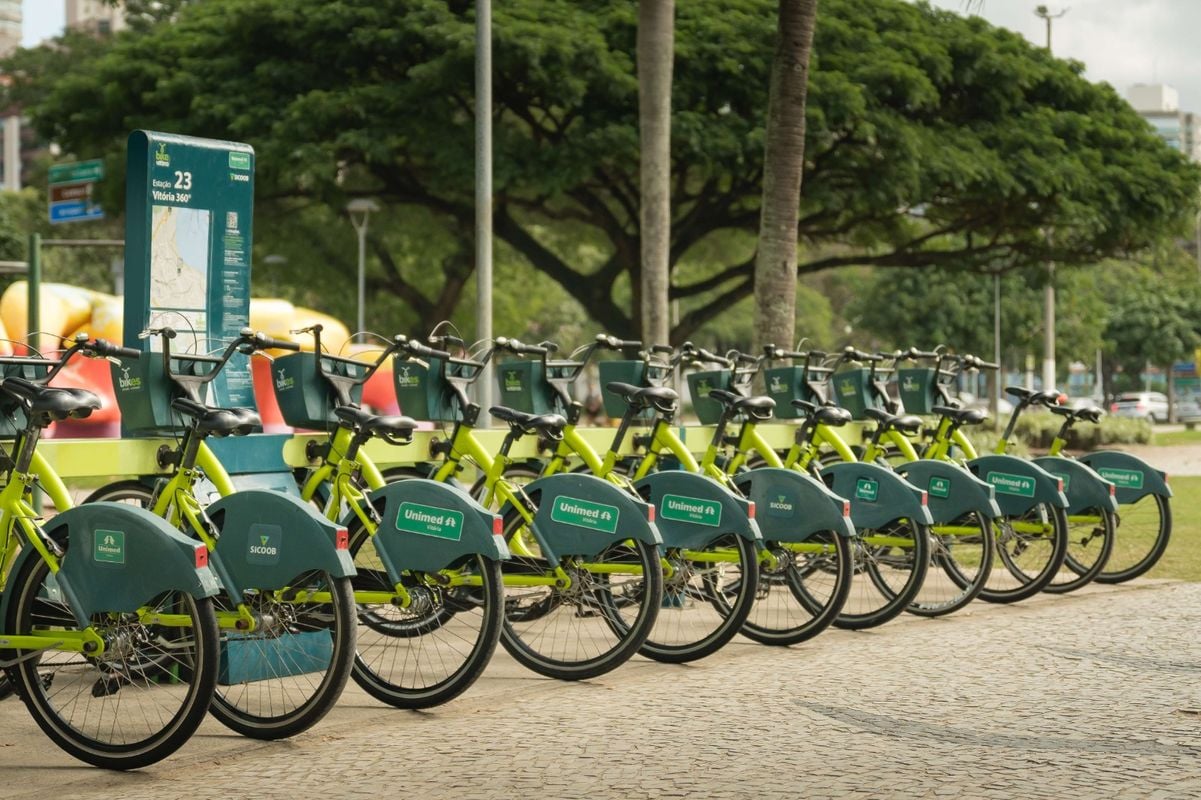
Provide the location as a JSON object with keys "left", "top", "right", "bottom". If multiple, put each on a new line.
{"left": 1, "top": 336, "right": 220, "bottom": 769}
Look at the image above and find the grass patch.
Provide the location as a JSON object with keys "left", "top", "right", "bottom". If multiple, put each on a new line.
{"left": 1142, "top": 475, "right": 1201, "bottom": 582}
{"left": 1151, "top": 428, "right": 1201, "bottom": 447}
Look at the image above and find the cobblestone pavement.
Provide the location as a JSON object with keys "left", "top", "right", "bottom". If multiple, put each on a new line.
{"left": 2, "top": 580, "right": 1198, "bottom": 799}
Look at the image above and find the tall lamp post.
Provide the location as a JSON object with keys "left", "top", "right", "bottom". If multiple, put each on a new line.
{"left": 1035, "top": 4, "right": 1067, "bottom": 391}
{"left": 347, "top": 198, "right": 379, "bottom": 344}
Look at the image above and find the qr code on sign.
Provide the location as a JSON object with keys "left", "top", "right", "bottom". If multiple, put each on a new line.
{"left": 226, "top": 211, "right": 238, "bottom": 230}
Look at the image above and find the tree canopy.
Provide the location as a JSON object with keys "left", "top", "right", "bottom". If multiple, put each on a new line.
{"left": 5, "top": 0, "right": 1197, "bottom": 342}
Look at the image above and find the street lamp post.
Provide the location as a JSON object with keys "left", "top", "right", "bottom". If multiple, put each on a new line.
{"left": 1035, "top": 4, "right": 1067, "bottom": 392}
{"left": 346, "top": 198, "right": 379, "bottom": 344}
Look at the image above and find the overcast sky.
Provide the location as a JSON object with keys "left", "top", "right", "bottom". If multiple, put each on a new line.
{"left": 927, "top": 0, "right": 1201, "bottom": 112}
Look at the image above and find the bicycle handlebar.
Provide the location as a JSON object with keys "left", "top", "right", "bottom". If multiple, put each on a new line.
{"left": 494, "top": 337, "right": 556, "bottom": 357}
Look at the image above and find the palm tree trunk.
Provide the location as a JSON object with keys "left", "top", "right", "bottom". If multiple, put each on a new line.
{"left": 638, "top": 0, "right": 674, "bottom": 346}
{"left": 753, "top": 0, "right": 819, "bottom": 354}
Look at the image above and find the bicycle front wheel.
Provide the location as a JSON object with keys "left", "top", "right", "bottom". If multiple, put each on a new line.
{"left": 978, "top": 502, "right": 1068, "bottom": 603}
{"left": 1098, "top": 494, "right": 1171, "bottom": 583}
{"left": 741, "top": 532, "right": 852, "bottom": 646}
{"left": 208, "top": 571, "right": 356, "bottom": 740}
{"left": 639, "top": 533, "right": 759, "bottom": 662}
{"left": 1045, "top": 506, "right": 1115, "bottom": 594}
{"left": 6, "top": 554, "right": 219, "bottom": 770}
{"left": 499, "top": 505, "right": 663, "bottom": 680}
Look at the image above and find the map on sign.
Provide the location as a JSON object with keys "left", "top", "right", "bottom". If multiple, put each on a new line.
{"left": 148, "top": 204, "right": 210, "bottom": 351}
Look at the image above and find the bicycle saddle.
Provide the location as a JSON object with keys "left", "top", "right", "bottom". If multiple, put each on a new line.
{"left": 170, "top": 397, "right": 259, "bottom": 436}
{"left": 1049, "top": 404, "right": 1103, "bottom": 424}
{"left": 932, "top": 405, "right": 987, "bottom": 426}
{"left": 1, "top": 377, "right": 100, "bottom": 422}
{"left": 708, "top": 389, "right": 776, "bottom": 421}
{"left": 334, "top": 406, "right": 417, "bottom": 443}
{"left": 605, "top": 382, "right": 679, "bottom": 414}
{"left": 490, "top": 406, "right": 567, "bottom": 440}
{"left": 863, "top": 407, "right": 923, "bottom": 435}
{"left": 792, "top": 399, "right": 852, "bottom": 426}
{"left": 1006, "top": 386, "right": 1061, "bottom": 406}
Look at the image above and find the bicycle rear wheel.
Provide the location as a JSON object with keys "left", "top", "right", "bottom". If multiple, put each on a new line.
{"left": 639, "top": 533, "right": 758, "bottom": 662}
{"left": 740, "top": 532, "right": 852, "bottom": 646}
{"left": 835, "top": 519, "right": 930, "bottom": 630}
{"left": 1097, "top": 494, "right": 1171, "bottom": 583}
{"left": 6, "top": 553, "right": 219, "bottom": 770}
{"left": 1044, "top": 506, "right": 1115, "bottom": 594}
{"left": 498, "top": 504, "right": 662, "bottom": 680}
{"left": 346, "top": 517, "right": 503, "bottom": 708}
{"left": 909, "top": 512, "right": 994, "bottom": 617}
{"left": 978, "top": 502, "right": 1068, "bottom": 603}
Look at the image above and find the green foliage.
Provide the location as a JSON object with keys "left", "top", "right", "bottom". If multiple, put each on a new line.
{"left": 1010, "top": 411, "right": 1151, "bottom": 450}
{"left": 6, "top": 0, "right": 1197, "bottom": 346}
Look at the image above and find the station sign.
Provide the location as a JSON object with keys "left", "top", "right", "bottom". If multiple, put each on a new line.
{"left": 124, "top": 131, "right": 256, "bottom": 408}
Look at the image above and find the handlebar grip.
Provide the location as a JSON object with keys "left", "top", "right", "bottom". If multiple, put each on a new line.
{"left": 265, "top": 338, "right": 301, "bottom": 352}
{"left": 114, "top": 346, "right": 141, "bottom": 360}
{"left": 497, "top": 337, "right": 550, "bottom": 356}
{"left": 406, "top": 341, "right": 452, "bottom": 360}
{"left": 649, "top": 344, "right": 674, "bottom": 355}
{"left": 906, "top": 348, "right": 941, "bottom": 359}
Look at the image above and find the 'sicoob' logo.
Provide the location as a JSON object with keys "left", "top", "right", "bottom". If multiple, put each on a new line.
{"left": 247, "top": 526, "right": 282, "bottom": 564}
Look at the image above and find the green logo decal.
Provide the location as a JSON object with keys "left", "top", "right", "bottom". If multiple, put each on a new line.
{"left": 902, "top": 376, "right": 919, "bottom": 392}
{"left": 395, "top": 365, "right": 421, "bottom": 388}
{"left": 94, "top": 529, "right": 125, "bottom": 565}
{"left": 769, "top": 375, "right": 786, "bottom": 393}
{"left": 838, "top": 379, "right": 857, "bottom": 398}
{"left": 928, "top": 477, "right": 951, "bottom": 499}
{"left": 503, "top": 370, "right": 523, "bottom": 392}
{"left": 766, "top": 492, "right": 795, "bottom": 518}
{"left": 854, "top": 478, "right": 879, "bottom": 502}
{"left": 154, "top": 142, "right": 170, "bottom": 167}
{"left": 696, "top": 379, "right": 712, "bottom": 396}
{"left": 660, "top": 494, "right": 723, "bottom": 527}
{"left": 228, "top": 151, "right": 251, "bottom": 171}
{"left": 551, "top": 496, "right": 620, "bottom": 534}
{"left": 1097, "top": 467, "right": 1144, "bottom": 490}
{"left": 987, "top": 472, "right": 1036, "bottom": 498}
{"left": 116, "top": 366, "right": 143, "bottom": 392}
{"left": 247, "top": 524, "right": 281, "bottom": 565}
{"left": 396, "top": 502, "right": 464, "bottom": 541}
{"left": 274, "top": 369, "right": 295, "bottom": 392}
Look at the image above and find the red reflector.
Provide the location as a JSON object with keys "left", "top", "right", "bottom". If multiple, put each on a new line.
{"left": 647, "top": 505, "right": 655, "bottom": 523}
{"left": 492, "top": 516, "right": 503, "bottom": 536}
{"left": 1057, "top": 478, "right": 1064, "bottom": 492}
{"left": 335, "top": 528, "right": 349, "bottom": 550}
{"left": 195, "top": 544, "right": 209, "bottom": 569}
{"left": 1109, "top": 484, "right": 1116, "bottom": 497}
{"left": 842, "top": 500, "right": 851, "bottom": 517}
{"left": 747, "top": 501, "right": 756, "bottom": 520}
{"left": 920, "top": 491, "right": 928, "bottom": 507}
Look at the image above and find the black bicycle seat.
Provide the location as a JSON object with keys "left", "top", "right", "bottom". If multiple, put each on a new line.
{"left": 490, "top": 406, "right": 567, "bottom": 439}
{"left": 864, "top": 407, "right": 923, "bottom": 435}
{"left": 932, "top": 405, "right": 987, "bottom": 426}
{"left": 605, "top": 382, "right": 679, "bottom": 414}
{"left": 1, "top": 377, "right": 100, "bottom": 423}
{"left": 334, "top": 406, "right": 417, "bottom": 442}
{"left": 1006, "top": 386, "right": 1034, "bottom": 401}
{"left": 170, "top": 397, "right": 259, "bottom": 436}
{"left": 792, "top": 400, "right": 851, "bottom": 426}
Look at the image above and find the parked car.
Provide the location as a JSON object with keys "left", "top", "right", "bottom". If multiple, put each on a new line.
{"left": 1110, "top": 392, "right": 1169, "bottom": 423}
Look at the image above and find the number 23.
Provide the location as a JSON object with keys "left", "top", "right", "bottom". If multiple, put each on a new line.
{"left": 174, "top": 171, "right": 192, "bottom": 190}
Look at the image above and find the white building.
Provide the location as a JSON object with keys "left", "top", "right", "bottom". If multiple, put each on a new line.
{"left": 1127, "top": 83, "right": 1201, "bottom": 161}
{"left": 66, "top": 0, "right": 127, "bottom": 36}
{"left": 0, "top": 0, "right": 20, "bottom": 57}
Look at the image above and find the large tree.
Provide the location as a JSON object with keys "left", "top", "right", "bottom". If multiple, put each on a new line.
{"left": 7, "top": 0, "right": 1198, "bottom": 341}
{"left": 637, "top": 0, "right": 674, "bottom": 346}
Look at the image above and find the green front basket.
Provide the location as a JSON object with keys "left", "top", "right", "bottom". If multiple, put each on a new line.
{"left": 271, "top": 352, "right": 365, "bottom": 429}
{"left": 495, "top": 360, "right": 558, "bottom": 415}
{"left": 686, "top": 369, "right": 730, "bottom": 424}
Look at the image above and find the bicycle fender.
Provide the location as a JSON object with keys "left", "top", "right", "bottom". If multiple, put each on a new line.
{"left": 506, "top": 473, "right": 659, "bottom": 562}
{"left": 1077, "top": 451, "right": 1171, "bottom": 503}
{"left": 966, "top": 455, "right": 1069, "bottom": 514}
{"left": 819, "top": 462, "right": 934, "bottom": 530}
{"left": 894, "top": 460, "right": 1002, "bottom": 523}
{"left": 208, "top": 490, "right": 356, "bottom": 591}
{"left": 1032, "top": 456, "right": 1119, "bottom": 515}
{"left": 0, "top": 503, "right": 220, "bottom": 626}
{"left": 356, "top": 478, "right": 508, "bottom": 576}
{"left": 632, "top": 471, "right": 761, "bottom": 550}
{"left": 731, "top": 467, "right": 854, "bottom": 541}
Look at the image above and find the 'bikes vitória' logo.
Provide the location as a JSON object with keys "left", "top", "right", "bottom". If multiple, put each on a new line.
{"left": 117, "top": 367, "right": 143, "bottom": 391}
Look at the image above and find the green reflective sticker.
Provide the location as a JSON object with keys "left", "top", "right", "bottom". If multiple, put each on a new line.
{"left": 396, "top": 502, "right": 464, "bottom": 541}
{"left": 228, "top": 151, "right": 251, "bottom": 171}
{"left": 551, "top": 496, "right": 620, "bottom": 534}
{"left": 502, "top": 370, "right": 523, "bottom": 392}
{"left": 247, "top": 524, "right": 282, "bottom": 565}
{"left": 928, "top": 476, "right": 951, "bottom": 499}
{"left": 766, "top": 493, "right": 796, "bottom": 518}
{"left": 854, "top": 479, "right": 879, "bottom": 502}
{"left": 94, "top": 529, "right": 125, "bottom": 564}
{"left": 1097, "top": 467, "right": 1144, "bottom": 490}
{"left": 987, "top": 472, "right": 1035, "bottom": 498}
{"left": 1052, "top": 472, "right": 1071, "bottom": 491}
{"left": 660, "top": 494, "right": 723, "bottom": 527}
{"left": 838, "top": 379, "right": 857, "bottom": 398}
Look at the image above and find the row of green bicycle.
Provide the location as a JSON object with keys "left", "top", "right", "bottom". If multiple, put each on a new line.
{"left": 0, "top": 325, "right": 1170, "bottom": 769}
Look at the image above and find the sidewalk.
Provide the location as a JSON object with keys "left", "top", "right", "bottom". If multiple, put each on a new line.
{"left": 2, "top": 579, "right": 1198, "bottom": 799}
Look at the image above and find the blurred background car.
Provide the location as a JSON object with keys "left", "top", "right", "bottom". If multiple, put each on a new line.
{"left": 1110, "top": 391, "right": 1169, "bottom": 423}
